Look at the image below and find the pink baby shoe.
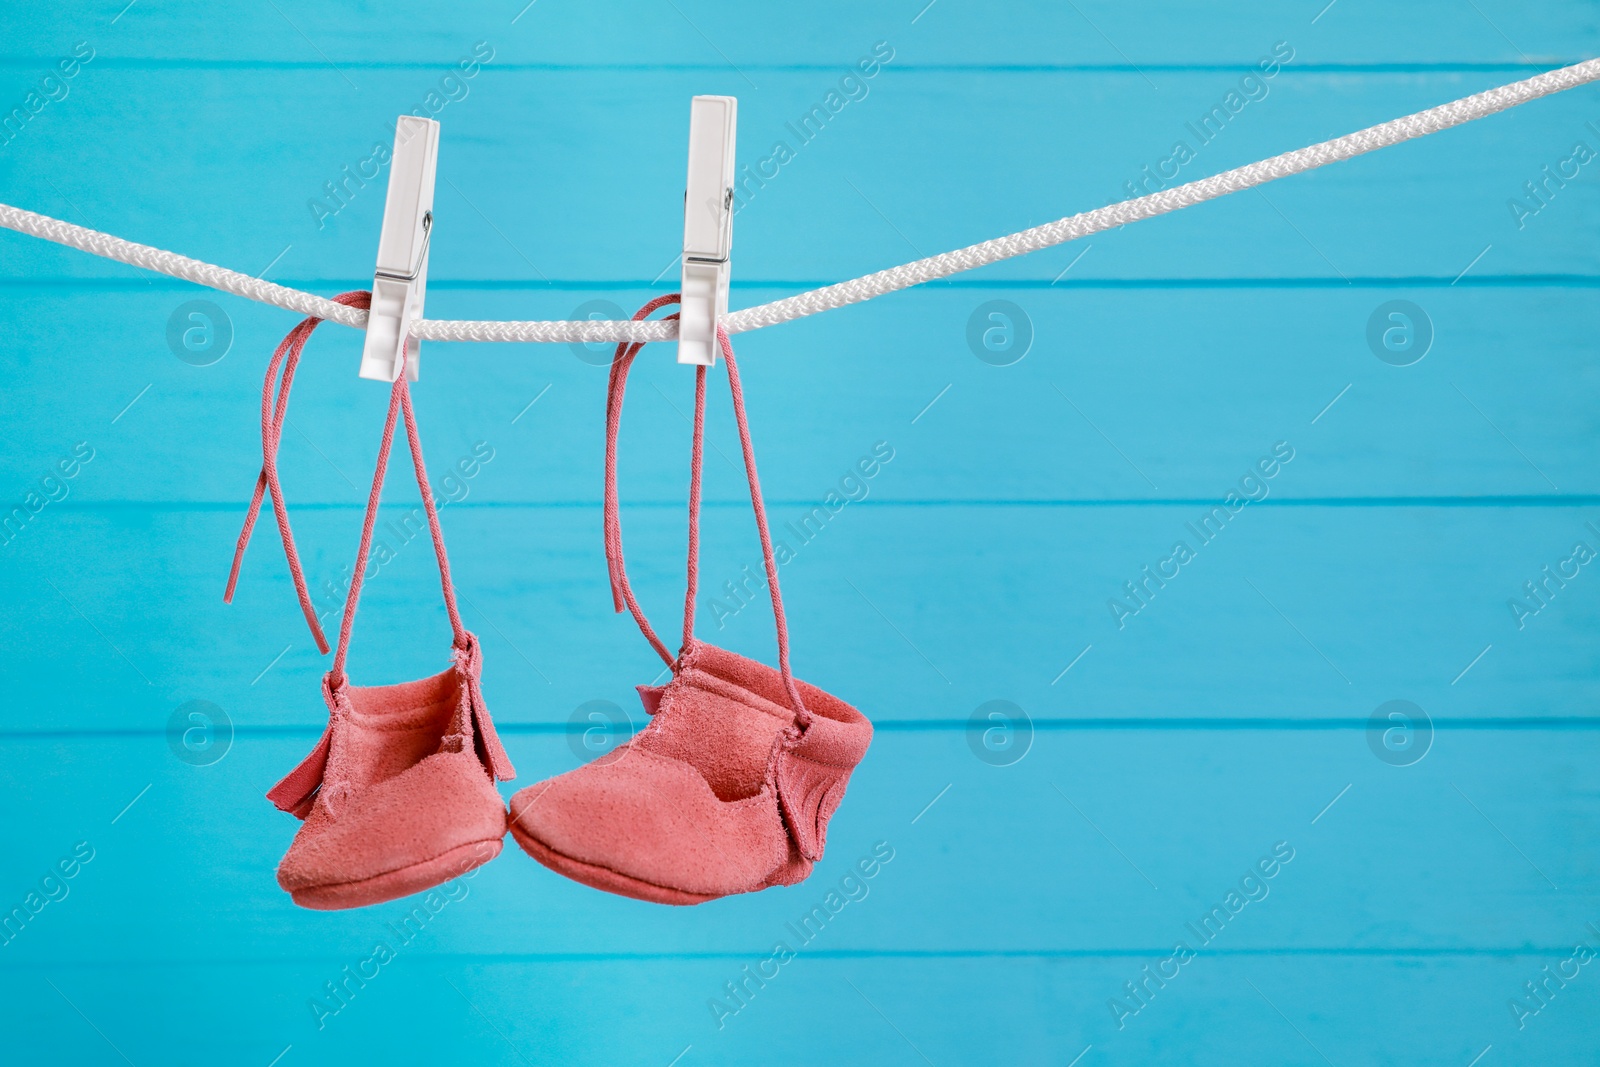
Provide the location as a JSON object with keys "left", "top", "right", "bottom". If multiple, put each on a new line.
{"left": 269, "top": 631, "right": 514, "bottom": 910}
{"left": 238, "top": 302, "right": 515, "bottom": 909}
{"left": 509, "top": 302, "right": 871, "bottom": 904}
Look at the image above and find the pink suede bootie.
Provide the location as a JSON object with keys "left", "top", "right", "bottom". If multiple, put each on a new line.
{"left": 269, "top": 632, "right": 514, "bottom": 909}
{"left": 238, "top": 303, "right": 515, "bottom": 910}
{"left": 509, "top": 303, "right": 871, "bottom": 905}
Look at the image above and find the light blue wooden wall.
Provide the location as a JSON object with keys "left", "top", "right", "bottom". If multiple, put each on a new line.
{"left": 1, "top": 2, "right": 1598, "bottom": 1064}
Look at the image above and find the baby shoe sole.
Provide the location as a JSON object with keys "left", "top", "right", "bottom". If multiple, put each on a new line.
{"left": 289, "top": 837, "right": 504, "bottom": 911}
{"left": 507, "top": 821, "right": 718, "bottom": 906}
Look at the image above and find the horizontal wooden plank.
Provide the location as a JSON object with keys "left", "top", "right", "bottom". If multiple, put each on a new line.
{"left": 0, "top": 285, "right": 1596, "bottom": 504}
{"left": 8, "top": 954, "right": 1596, "bottom": 1066}
{"left": 1, "top": 505, "right": 1596, "bottom": 730}
{"left": 0, "top": 727, "right": 1594, "bottom": 1063}
{"left": 1, "top": 70, "right": 1597, "bottom": 287}
{"left": 1, "top": 729, "right": 1595, "bottom": 956}
{"left": 0, "top": 0, "right": 1591, "bottom": 66}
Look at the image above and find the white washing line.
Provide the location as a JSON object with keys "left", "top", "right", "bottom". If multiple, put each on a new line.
{"left": 2, "top": 56, "right": 1598, "bottom": 345}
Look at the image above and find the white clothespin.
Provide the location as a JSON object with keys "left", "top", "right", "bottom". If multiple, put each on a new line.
{"left": 678, "top": 95, "right": 737, "bottom": 366}
{"left": 360, "top": 115, "right": 439, "bottom": 381}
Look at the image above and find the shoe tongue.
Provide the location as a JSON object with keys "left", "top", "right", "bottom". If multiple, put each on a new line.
{"left": 677, "top": 642, "right": 804, "bottom": 720}
{"left": 326, "top": 671, "right": 465, "bottom": 794}
{"left": 675, "top": 662, "right": 797, "bottom": 725}
{"left": 343, "top": 668, "right": 461, "bottom": 728}
{"left": 637, "top": 666, "right": 795, "bottom": 803}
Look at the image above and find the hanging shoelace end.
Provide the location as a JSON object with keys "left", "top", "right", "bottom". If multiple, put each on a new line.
{"left": 225, "top": 469, "right": 272, "bottom": 605}
{"left": 307, "top": 620, "right": 331, "bottom": 657}
{"left": 606, "top": 557, "right": 626, "bottom": 614}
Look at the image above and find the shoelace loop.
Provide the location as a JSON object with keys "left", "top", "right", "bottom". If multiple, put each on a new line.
{"left": 225, "top": 289, "right": 372, "bottom": 653}
{"left": 603, "top": 299, "right": 812, "bottom": 730}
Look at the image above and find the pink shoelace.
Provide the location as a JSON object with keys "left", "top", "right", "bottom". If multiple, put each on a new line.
{"left": 602, "top": 297, "right": 812, "bottom": 730}
{"left": 225, "top": 289, "right": 371, "bottom": 654}
{"left": 226, "top": 289, "right": 808, "bottom": 732}
{"left": 225, "top": 289, "right": 468, "bottom": 682}
{"left": 326, "top": 335, "right": 469, "bottom": 688}
{"left": 256, "top": 311, "right": 514, "bottom": 816}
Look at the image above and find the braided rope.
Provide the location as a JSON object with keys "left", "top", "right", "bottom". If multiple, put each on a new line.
{"left": 410, "top": 316, "right": 675, "bottom": 343}
{"left": 3, "top": 56, "right": 1597, "bottom": 344}
{"left": 723, "top": 55, "right": 1600, "bottom": 333}
{"left": 0, "top": 203, "right": 369, "bottom": 328}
